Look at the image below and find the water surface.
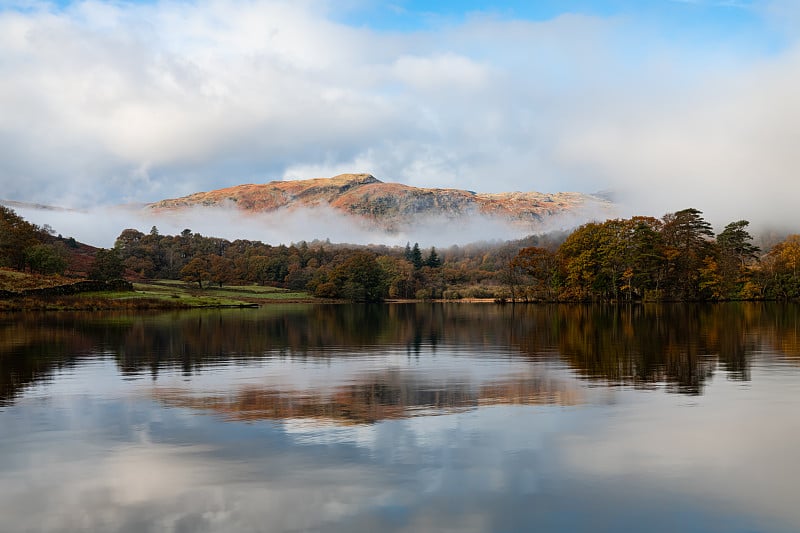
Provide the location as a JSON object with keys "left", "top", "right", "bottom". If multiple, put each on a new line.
{"left": 1, "top": 303, "right": 799, "bottom": 532}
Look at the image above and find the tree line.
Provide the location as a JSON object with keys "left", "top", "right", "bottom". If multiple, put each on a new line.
{"left": 8, "top": 204, "right": 800, "bottom": 302}
{"left": 1, "top": 205, "right": 532, "bottom": 299}
{"left": 506, "top": 208, "right": 800, "bottom": 301}
{"left": 109, "top": 225, "right": 462, "bottom": 301}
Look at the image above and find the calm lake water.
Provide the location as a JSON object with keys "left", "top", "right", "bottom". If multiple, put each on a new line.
{"left": 1, "top": 303, "right": 800, "bottom": 532}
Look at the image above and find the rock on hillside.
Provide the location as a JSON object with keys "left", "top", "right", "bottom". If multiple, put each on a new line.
{"left": 148, "top": 174, "right": 614, "bottom": 232}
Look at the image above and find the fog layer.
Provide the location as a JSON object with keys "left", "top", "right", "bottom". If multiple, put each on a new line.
{"left": 13, "top": 204, "right": 610, "bottom": 248}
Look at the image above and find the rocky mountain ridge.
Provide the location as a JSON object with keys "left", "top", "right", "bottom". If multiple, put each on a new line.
{"left": 148, "top": 173, "right": 614, "bottom": 232}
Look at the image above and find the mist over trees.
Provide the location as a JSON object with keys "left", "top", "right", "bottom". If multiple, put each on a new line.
{"left": 106, "top": 222, "right": 563, "bottom": 301}
{"left": 105, "top": 208, "right": 800, "bottom": 302}
{"left": 111, "top": 227, "right": 483, "bottom": 302}
{"left": 6, "top": 204, "right": 800, "bottom": 302}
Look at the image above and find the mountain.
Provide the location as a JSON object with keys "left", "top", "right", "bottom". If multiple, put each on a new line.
{"left": 148, "top": 173, "right": 614, "bottom": 232}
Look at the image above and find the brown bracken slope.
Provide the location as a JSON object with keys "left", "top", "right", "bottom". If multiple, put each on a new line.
{"left": 148, "top": 173, "right": 614, "bottom": 231}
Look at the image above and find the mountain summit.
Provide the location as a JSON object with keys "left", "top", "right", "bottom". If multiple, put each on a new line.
{"left": 148, "top": 173, "right": 614, "bottom": 232}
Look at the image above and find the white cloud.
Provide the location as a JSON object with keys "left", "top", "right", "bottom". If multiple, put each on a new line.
{"left": 1, "top": 0, "right": 800, "bottom": 235}
{"left": 555, "top": 45, "right": 800, "bottom": 230}
{"left": 391, "top": 53, "right": 490, "bottom": 91}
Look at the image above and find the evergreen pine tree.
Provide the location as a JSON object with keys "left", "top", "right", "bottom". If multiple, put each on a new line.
{"left": 411, "top": 243, "right": 423, "bottom": 269}
{"left": 425, "top": 246, "right": 442, "bottom": 268}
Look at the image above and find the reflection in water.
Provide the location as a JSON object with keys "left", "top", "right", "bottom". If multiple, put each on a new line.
{"left": 3, "top": 303, "right": 800, "bottom": 407}
{"left": 1, "top": 303, "right": 800, "bottom": 532}
{"left": 547, "top": 304, "right": 755, "bottom": 393}
{"left": 154, "top": 371, "right": 583, "bottom": 424}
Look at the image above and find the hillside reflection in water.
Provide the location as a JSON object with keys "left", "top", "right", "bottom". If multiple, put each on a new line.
{"left": 3, "top": 302, "right": 799, "bottom": 409}
{"left": 1, "top": 303, "right": 800, "bottom": 532}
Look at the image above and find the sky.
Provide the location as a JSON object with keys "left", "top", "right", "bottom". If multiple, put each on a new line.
{"left": 3, "top": 0, "right": 800, "bottom": 240}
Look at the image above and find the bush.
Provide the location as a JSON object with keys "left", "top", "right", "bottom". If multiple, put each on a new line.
{"left": 25, "top": 244, "right": 67, "bottom": 275}
{"left": 461, "top": 286, "right": 496, "bottom": 299}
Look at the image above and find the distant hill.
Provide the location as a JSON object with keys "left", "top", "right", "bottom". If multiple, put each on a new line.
{"left": 148, "top": 173, "right": 615, "bottom": 232}
{"left": 0, "top": 199, "right": 78, "bottom": 212}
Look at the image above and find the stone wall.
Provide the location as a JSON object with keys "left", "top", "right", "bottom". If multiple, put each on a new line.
{"left": 0, "top": 279, "right": 133, "bottom": 299}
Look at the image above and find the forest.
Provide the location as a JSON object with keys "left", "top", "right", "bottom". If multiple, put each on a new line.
{"left": 108, "top": 225, "right": 532, "bottom": 301}
{"left": 3, "top": 204, "right": 800, "bottom": 302}
{"left": 0, "top": 206, "right": 77, "bottom": 276}
{"left": 506, "top": 208, "right": 776, "bottom": 302}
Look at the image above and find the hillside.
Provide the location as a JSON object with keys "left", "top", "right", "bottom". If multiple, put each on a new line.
{"left": 148, "top": 174, "right": 614, "bottom": 231}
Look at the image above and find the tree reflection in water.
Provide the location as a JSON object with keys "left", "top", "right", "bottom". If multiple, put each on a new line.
{"left": 2, "top": 303, "right": 800, "bottom": 409}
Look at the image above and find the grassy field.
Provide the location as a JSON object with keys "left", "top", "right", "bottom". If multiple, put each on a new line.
{"left": 87, "top": 280, "right": 315, "bottom": 307}
{"left": 0, "top": 271, "right": 317, "bottom": 310}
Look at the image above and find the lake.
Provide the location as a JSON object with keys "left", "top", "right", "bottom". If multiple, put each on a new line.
{"left": 1, "top": 303, "right": 799, "bottom": 532}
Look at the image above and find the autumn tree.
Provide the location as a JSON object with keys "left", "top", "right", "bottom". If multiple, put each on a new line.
{"left": 557, "top": 222, "right": 601, "bottom": 299}
{"left": 246, "top": 255, "right": 271, "bottom": 285}
{"left": 89, "top": 248, "right": 125, "bottom": 281}
{"left": 377, "top": 255, "right": 415, "bottom": 299}
{"left": 535, "top": 217, "right": 665, "bottom": 301}
{"left": 762, "top": 235, "right": 800, "bottom": 299}
{"left": 557, "top": 221, "right": 629, "bottom": 300}
{"left": 319, "top": 252, "right": 388, "bottom": 302}
{"left": 209, "top": 255, "right": 235, "bottom": 288}
{"left": 0, "top": 206, "right": 41, "bottom": 270}
{"left": 624, "top": 217, "right": 665, "bottom": 300}
{"left": 508, "top": 246, "right": 558, "bottom": 301}
{"left": 114, "top": 229, "right": 145, "bottom": 251}
{"left": 660, "top": 208, "right": 715, "bottom": 299}
{"left": 181, "top": 256, "right": 211, "bottom": 288}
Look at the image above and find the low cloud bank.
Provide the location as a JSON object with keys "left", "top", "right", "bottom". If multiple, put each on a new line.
{"left": 11, "top": 202, "right": 614, "bottom": 249}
